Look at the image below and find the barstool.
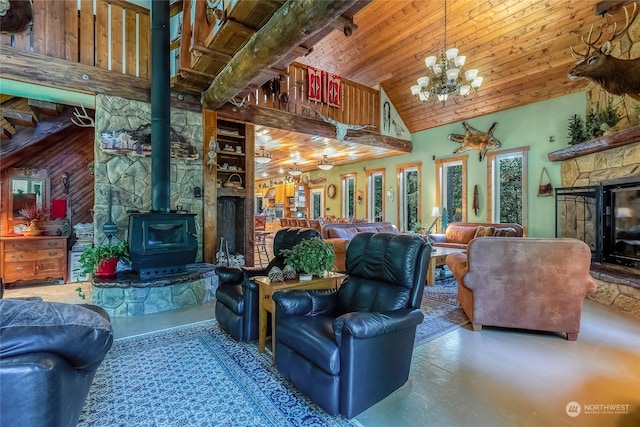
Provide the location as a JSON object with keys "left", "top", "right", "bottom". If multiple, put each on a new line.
{"left": 254, "top": 231, "right": 270, "bottom": 267}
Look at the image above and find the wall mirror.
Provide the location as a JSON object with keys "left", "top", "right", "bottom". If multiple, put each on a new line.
{"left": 1, "top": 168, "right": 50, "bottom": 234}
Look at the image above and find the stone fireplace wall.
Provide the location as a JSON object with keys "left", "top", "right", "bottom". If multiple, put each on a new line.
{"left": 560, "top": 142, "right": 640, "bottom": 316}
{"left": 93, "top": 94, "right": 204, "bottom": 260}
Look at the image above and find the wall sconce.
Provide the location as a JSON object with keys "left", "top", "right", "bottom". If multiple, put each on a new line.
{"left": 357, "top": 190, "right": 363, "bottom": 205}
{"left": 386, "top": 187, "right": 394, "bottom": 201}
{"left": 61, "top": 172, "right": 69, "bottom": 194}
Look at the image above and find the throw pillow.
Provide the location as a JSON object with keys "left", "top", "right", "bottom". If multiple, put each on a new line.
{"left": 474, "top": 226, "right": 496, "bottom": 238}
{"left": 329, "top": 227, "right": 358, "bottom": 239}
{"left": 494, "top": 227, "right": 517, "bottom": 237}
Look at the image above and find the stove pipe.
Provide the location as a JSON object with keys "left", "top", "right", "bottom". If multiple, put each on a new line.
{"left": 150, "top": 0, "right": 171, "bottom": 212}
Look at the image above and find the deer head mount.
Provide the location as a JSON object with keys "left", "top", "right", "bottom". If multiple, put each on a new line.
{"left": 448, "top": 122, "right": 501, "bottom": 162}
{"left": 568, "top": 2, "right": 640, "bottom": 101}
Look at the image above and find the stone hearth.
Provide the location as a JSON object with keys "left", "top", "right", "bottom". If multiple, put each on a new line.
{"left": 92, "top": 264, "right": 218, "bottom": 317}
{"left": 554, "top": 129, "right": 640, "bottom": 318}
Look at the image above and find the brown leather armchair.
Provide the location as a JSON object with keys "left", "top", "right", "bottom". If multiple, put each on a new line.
{"left": 446, "top": 237, "right": 597, "bottom": 341}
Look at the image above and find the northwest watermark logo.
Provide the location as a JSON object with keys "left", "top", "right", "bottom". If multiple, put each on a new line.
{"left": 565, "top": 401, "right": 630, "bottom": 417}
{"left": 565, "top": 402, "right": 581, "bottom": 417}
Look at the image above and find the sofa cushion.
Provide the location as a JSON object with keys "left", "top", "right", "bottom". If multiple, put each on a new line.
{"left": 474, "top": 226, "right": 496, "bottom": 238}
{"left": 445, "top": 225, "right": 479, "bottom": 244}
{"left": 494, "top": 227, "right": 517, "bottom": 237}
{"left": 0, "top": 299, "right": 113, "bottom": 371}
{"left": 328, "top": 227, "right": 359, "bottom": 239}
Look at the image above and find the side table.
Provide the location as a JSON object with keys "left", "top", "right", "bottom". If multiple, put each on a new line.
{"left": 254, "top": 272, "right": 345, "bottom": 361}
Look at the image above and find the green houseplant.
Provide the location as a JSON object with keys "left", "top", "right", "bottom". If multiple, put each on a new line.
{"left": 281, "top": 237, "right": 336, "bottom": 279}
{"left": 75, "top": 240, "right": 130, "bottom": 279}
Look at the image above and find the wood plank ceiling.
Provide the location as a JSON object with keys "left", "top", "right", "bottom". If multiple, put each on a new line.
{"left": 296, "top": 0, "right": 635, "bottom": 134}
{"left": 176, "top": 0, "right": 634, "bottom": 136}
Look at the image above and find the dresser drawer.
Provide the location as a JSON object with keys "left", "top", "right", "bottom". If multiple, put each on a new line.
{"left": 4, "top": 249, "right": 66, "bottom": 262}
{"left": 2, "top": 261, "right": 36, "bottom": 278}
{"left": 3, "top": 239, "right": 66, "bottom": 251}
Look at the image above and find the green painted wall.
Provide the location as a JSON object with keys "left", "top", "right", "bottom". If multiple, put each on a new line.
{"left": 310, "top": 91, "right": 587, "bottom": 237}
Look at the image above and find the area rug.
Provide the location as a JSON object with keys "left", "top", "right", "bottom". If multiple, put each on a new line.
{"left": 78, "top": 320, "right": 361, "bottom": 427}
{"left": 414, "top": 276, "right": 470, "bottom": 346}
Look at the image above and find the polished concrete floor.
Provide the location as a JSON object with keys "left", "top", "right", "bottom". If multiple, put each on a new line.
{"left": 4, "top": 281, "right": 640, "bottom": 427}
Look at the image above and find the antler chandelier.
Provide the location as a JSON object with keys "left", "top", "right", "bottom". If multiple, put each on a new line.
{"left": 410, "top": 0, "right": 483, "bottom": 107}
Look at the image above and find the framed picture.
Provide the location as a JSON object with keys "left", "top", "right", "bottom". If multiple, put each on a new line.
{"left": 327, "top": 184, "right": 336, "bottom": 199}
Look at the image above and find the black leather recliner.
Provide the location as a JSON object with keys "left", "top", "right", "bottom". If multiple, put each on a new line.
{"left": 272, "top": 232, "right": 429, "bottom": 418}
{"left": 215, "top": 227, "right": 322, "bottom": 342}
{"left": 0, "top": 299, "right": 114, "bottom": 427}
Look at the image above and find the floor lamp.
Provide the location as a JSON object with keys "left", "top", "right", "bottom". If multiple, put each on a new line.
{"left": 426, "top": 207, "right": 441, "bottom": 251}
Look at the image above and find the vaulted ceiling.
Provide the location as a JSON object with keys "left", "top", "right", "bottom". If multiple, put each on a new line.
{"left": 294, "top": 0, "right": 635, "bottom": 133}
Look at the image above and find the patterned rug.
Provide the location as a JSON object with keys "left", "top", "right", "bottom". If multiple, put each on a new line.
{"left": 415, "top": 276, "right": 470, "bottom": 346}
{"left": 78, "top": 321, "right": 361, "bottom": 427}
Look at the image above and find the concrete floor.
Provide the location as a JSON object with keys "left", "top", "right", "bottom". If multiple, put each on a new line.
{"left": 4, "top": 281, "right": 639, "bottom": 427}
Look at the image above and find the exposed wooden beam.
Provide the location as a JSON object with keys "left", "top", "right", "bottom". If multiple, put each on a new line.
{"left": 1, "top": 109, "right": 37, "bottom": 127}
{"left": 169, "top": 0, "right": 184, "bottom": 18}
{"left": 0, "top": 46, "right": 202, "bottom": 113}
{"left": 216, "top": 103, "right": 412, "bottom": 153}
{"left": 201, "top": 0, "right": 360, "bottom": 109}
{"left": 328, "top": 16, "right": 358, "bottom": 36}
{"left": 28, "top": 99, "right": 63, "bottom": 117}
{"left": 0, "top": 108, "right": 75, "bottom": 159}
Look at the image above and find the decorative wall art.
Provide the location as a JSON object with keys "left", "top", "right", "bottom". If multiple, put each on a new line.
{"left": 100, "top": 124, "right": 199, "bottom": 160}
{"left": 308, "top": 66, "right": 323, "bottom": 102}
{"left": 326, "top": 73, "right": 341, "bottom": 107}
{"left": 448, "top": 122, "right": 501, "bottom": 162}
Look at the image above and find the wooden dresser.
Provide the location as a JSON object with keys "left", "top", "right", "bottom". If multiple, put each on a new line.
{"left": 0, "top": 236, "right": 68, "bottom": 285}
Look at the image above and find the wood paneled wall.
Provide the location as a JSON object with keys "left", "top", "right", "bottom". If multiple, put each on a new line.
{"left": 9, "top": 126, "right": 95, "bottom": 226}
{"left": 252, "top": 62, "right": 380, "bottom": 130}
{"left": 0, "top": 0, "right": 150, "bottom": 79}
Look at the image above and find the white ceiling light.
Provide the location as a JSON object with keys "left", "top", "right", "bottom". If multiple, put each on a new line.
{"left": 317, "top": 155, "right": 334, "bottom": 170}
{"left": 288, "top": 163, "right": 303, "bottom": 176}
{"left": 255, "top": 146, "right": 272, "bottom": 164}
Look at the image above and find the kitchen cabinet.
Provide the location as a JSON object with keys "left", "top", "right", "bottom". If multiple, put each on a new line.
{"left": 1, "top": 236, "right": 68, "bottom": 284}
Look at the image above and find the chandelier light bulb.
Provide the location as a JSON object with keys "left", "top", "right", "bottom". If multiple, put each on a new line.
{"left": 446, "top": 68, "right": 460, "bottom": 81}
{"left": 445, "top": 48, "right": 458, "bottom": 59}
{"left": 411, "top": 85, "right": 421, "bottom": 95}
{"left": 255, "top": 146, "right": 272, "bottom": 164}
{"left": 465, "top": 69, "right": 478, "bottom": 81}
{"left": 425, "top": 56, "right": 437, "bottom": 67}
{"left": 460, "top": 85, "right": 471, "bottom": 96}
{"left": 454, "top": 55, "right": 466, "bottom": 67}
{"left": 471, "top": 77, "right": 483, "bottom": 88}
{"left": 417, "top": 76, "right": 430, "bottom": 87}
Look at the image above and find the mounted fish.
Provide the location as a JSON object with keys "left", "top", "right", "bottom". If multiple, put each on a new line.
{"left": 448, "top": 122, "right": 501, "bottom": 162}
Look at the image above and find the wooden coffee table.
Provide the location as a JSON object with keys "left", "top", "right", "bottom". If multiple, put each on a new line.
{"left": 254, "top": 272, "right": 345, "bottom": 361}
{"left": 427, "top": 247, "right": 465, "bottom": 286}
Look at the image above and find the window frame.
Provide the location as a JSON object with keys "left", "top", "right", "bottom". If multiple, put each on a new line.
{"left": 435, "top": 156, "right": 467, "bottom": 227}
{"left": 366, "top": 168, "right": 385, "bottom": 222}
{"left": 340, "top": 173, "right": 357, "bottom": 220}
{"left": 486, "top": 146, "right": 529, "bottom": 233}
{"left": 396, "top": 162, "right": 422, "bottom": 232}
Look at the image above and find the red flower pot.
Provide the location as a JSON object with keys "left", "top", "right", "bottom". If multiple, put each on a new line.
{"left": 95, "top": 257, "right": 119, "bottom": 278}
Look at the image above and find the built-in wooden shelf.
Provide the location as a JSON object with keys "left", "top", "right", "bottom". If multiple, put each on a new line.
{"left": 548, "top": 124, "right": 640, "bottom": 162}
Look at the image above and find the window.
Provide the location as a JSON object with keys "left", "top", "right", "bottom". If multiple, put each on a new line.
{"left": 366, "top": 168, "right": 385, "bottom": 222}
{"left": 341, "top": 173, "right": 356, "bottom": 219}
{"left": 435, "top": 157, "right": 467, "bottom": 224}
{"left": 396, "top": 163, "right": 421, "bottom": 232}
{"left": 486, "top": 147, "right": 529, "bottom": 231}
{"left": 310, "top": 187, "right": 324, "bottom": 219}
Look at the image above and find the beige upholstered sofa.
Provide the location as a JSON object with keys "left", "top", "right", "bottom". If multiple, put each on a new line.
{"left": 321, "top": 222, "right": 399, "bottom": 271}
{"left": 429, "top": 222, "right": 524, "bottom": 250}
{"left": 445, "top": 237, "right": 597, "bottom": 341}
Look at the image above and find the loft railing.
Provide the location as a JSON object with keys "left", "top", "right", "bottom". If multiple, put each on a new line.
{"left": 0, "top": 0, "right": 150, "bottom": 79}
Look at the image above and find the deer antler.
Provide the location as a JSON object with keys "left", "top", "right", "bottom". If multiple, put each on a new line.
{"left": 302, "top": 105, "right": 373, "bottom": 142}
{"left": 607, "top": 2, "right": 638, "bottom": 44}
{"left": 71, "top": 104, "right": 94, "bottom": 128}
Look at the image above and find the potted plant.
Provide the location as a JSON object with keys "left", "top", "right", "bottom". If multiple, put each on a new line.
{"left": 18, "top": 204, "right": 47, "bottom": 236}
{"left": 281, "top": 237, "right": 336, "bottom": 280}
{"left": 75, "top": 240, "right": 130, "bottom": 279}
